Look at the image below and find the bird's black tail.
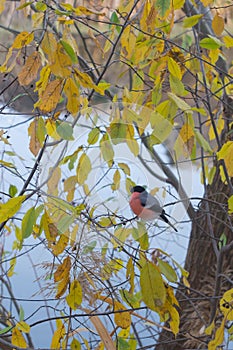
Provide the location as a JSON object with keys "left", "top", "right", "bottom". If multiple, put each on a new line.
{"left": 160, "top": 211, "right": 178, "bottom": 232}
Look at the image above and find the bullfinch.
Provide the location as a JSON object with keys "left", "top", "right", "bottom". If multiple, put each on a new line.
{"left": 129, "top": 185, "right": 178, "bottom": 232}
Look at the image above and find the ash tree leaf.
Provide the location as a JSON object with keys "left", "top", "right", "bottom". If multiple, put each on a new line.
{"left": 56, "top": 121, "right": 74, "bottom": 140}
{"left": 183, "top": 14, "right": 203, "bottom": 28}
{"left": 157, "top": 259, "right": 178, "bottom": 283}
{"left": 66, "top": 280, "right": 82, "bottom": 310}
{"left": 88, "top": 127, "right": 100, "bottom": 145}
{"left": 76, "top": 153, "right": 92, "bottom": 184}
{"left": 21, "top": 207, "right": 36, "bottom": 239}
{"left": 9, "top": 184, "right": 18, "bottom": 197}
{"left": 212, "top": 13, "right": 224, "bottom": 36}
{"left": 200, "top": 36, "right": 223, "bottom": 50}
{"left": 140, "top": 261, "right": 166, "bottom": 310}
{"left": 0, "top": 196, "right": 26, "bottom": 224}
{"left": 60, "top": 39, "right": 78, "bottom": 63}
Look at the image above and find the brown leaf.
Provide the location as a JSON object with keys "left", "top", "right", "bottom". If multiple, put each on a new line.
{"left": 18, "top": 51, "right": 42, "bottom": 86}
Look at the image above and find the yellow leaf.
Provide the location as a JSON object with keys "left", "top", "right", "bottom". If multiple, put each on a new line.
{"left": 46, "top": 119, "right": 60, "bottom": 140}
{"left": 140, "top": 261, "right": 166, "bottom": 309}
{"left": 28, "top": 118, "right": 42, "bottom": 156}
{"left": 0, "top": 196, "right": 26, "bottom": 224}
{"left": 173, "top": 0, "right": 185, "bottom": 9}
{"left": 167, "top": 56, "right": 182, "bottom": 80}
{"left": 8, "top": 257, "right": 16, "bottom": 277}
{"left": 76, "top": 153, "right": 91, "bottom": 185}
{"left": 64, "top": 176, "right": 77, "bottom": 201}
{"left": 223, "top": 35, "right": 233, "bottom": 48}
{"left": 12, "top": 31, "right": 34, "bottom": 49}
{"left": 35, "top": 65, "right": 51, "bottom": 97}
{"left": 208, "top": 317, "right": 225, "bottom": 350}
{"left": 70, "top": 338, "right": 81, "bottom": 350}
{"left": 114, "top": 301, "right": 131, "bottom": 329}
{"left": 50, "top": 43, "right": 72, "bottom": 78}
{"left": 55, "top": 257, "right": 71, "bottom": 299}
{"left": 12, "top": 327, "right": 27, "bottom": 348}
{"left": 113, "top": 227, "right": 132, "bottom": 247}
{"left": 74, "top": 5, "right": 104, "bottom": 16}
{"left": 74, "top": 68, "right": 95, "bottom": 89}
{"left": 18, "top": 51, "right": 42, "bottom": 86}
{"left": 126, "top": 257, "right": 135, "bottom": 293}
{"left": 212, "top": 13, "right": 224, "bottom": 36}
{"left": 17, "top": 321, "right": 30, "bottom": 333}
{"left": 111, "top": 169, "right": 121, "bottom": 191}
{"left": 35, "top": 79, "right": 63, "bottom": 112}
{"left": 0, "top": 0, "right": 6, "bottom": 14}
{"left": 50, "top": 320, "right": 66, "bottom": 349}
{"left": 126, "top": 124, "right": 139, "bottom": 156}
{"left": 48, "top": 167, "right": 61, "bottom": 196}
{"left": 41, "top": 32, "right": 57, "bottom": 62}
{"left": 220, "top": 288, "right": 233, "bottom": 320}
{"left": 118, "top": 162, "right": 130, "bottom": 176}
{"left": 66, "top": 279, "right": 82, "bottom": 310}
{"left": 64, "top": 78, "right": 80, "bottom": 114}
{"left": 54, "top": 256, "right": 71, "bottom": 282}
{"left": 174, "top": 122, "right": 194, "bottom": 158}
{"left": 150, "top": 112, "right": 173, "bottom": 143}
{"left": 201, "top": 0, "right": 213, "bottom": 5}
{"left": 52, "top": 234, "right": 69, "bottom": 256}
{"left": 205, "top": 320, "right": 215, "bottom": 336}
{"left": 100, "top": 133, "right": 114, "bottom": 167}
{"left": 217, "top": 141, "right": 233, "bottom": 177}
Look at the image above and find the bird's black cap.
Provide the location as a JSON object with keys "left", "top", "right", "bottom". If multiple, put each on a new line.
{"left": 130, "top": 185, "right": 146, "bottom": 193}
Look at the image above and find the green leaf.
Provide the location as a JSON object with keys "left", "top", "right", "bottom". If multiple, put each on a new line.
{"left": 155, "top": 0, "right": 171, "bottom": 18}
{"left": 200, "top": 36, "right": 223, "bottom": 50}
{"left": 16, "top": 1, "right": 33, "bottom": 10}
{"left": 168, "top": 92, "right": 191, "bottom": 112}
{"left": 19, "top": 305, "right": 25, "bottom": 322}
{"left": 9, "top": 184, "right": 18, "bottom": 197}
{"left": 110, "top": 11, "right": 121, "bottom": 33}
{"left": 157, "top": 259, "right": 177, "bottom": 283}
{"left": 0, "top": 196, "right": 26, "bottom": 224}
{"left": 218, "top": 233, "right": 227, "bottom": 250}
{"left": 140, "top": 261, "right": 166, "bottom": 310}
{"left": 0, "top": 326, "right": 12, "bottom": 335}
{"left": 35, "top": 1, "right": 47, "bottom": 11}
{"left": 56, "top": 122, "right": 74, "bottom": 140}
{"left": 228, "top": 195, "right": 233, "bottom": 214}
{"left": 194, "top": 130, "right": 212, "bottom": 153}
{"left": 60, "top": 40, "right": 78, "bottom": 63}
{"left": 22, "top": 207, "right": 36, "bottom": 239}
{"left": 87, "top": 127, "right": 100, "bottom": 145}
{"left": 183, "top": 14, "right": 203, "bottom": 28}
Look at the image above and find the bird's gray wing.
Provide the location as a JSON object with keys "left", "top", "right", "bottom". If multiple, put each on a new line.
{"left": 140, "top": 192, "right": 163, "bottom": 214}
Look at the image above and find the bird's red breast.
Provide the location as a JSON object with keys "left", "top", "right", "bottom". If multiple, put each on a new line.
{"left": 129, "top": 192, "right": 143, "bottom": 216}
{"left": 129, "top": 192, "right": 158, "bottom": 220}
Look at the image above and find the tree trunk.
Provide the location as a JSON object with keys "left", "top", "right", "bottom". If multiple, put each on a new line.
{"left": 157, "top": 113, "right": 233, "bottom": 349}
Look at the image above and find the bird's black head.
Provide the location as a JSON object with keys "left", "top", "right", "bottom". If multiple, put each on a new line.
{"left": 130, "top": 185, "right": 146, "bottom": 193}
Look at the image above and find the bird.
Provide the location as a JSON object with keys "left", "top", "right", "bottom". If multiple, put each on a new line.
{"left": 129, "top": 185, "right": 178, "bottom": 232}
